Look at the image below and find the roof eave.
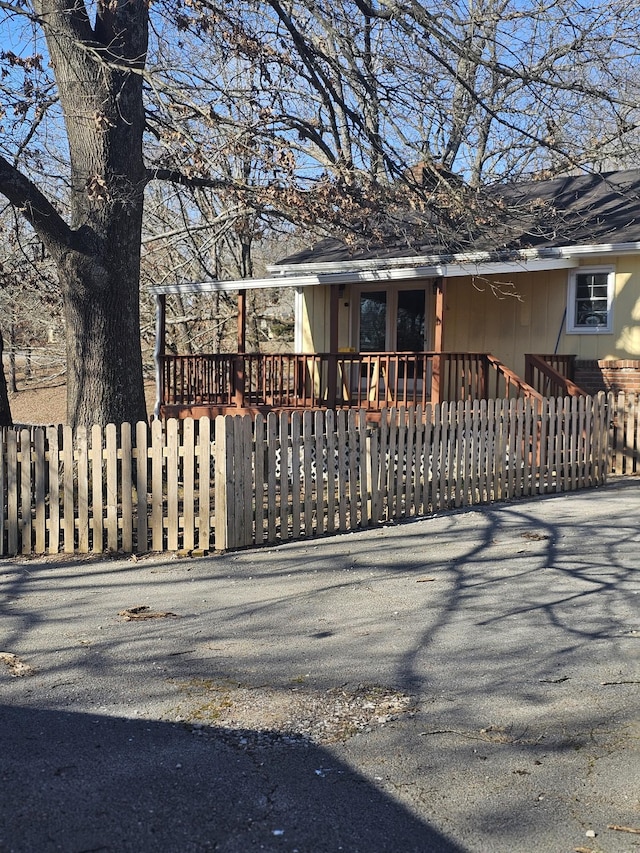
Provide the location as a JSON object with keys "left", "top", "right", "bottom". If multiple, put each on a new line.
{"left": 148, "top": 240, "right": 640, "bottom": 296}
{"left": 268, "top": 240, "right": 640, "bottom": 277}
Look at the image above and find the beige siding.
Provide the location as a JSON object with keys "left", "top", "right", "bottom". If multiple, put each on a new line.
{"left": 445, "top": 256, "right": 640, "bottom": 374}
{"left": 444, "top": 270, "right": 566, "bottom": 376}
{"left": 300, "top": 285, "right": 351, "bottom": 352}
{"left": 613, "top": 255, "right": 640, "bottom": 358}
{"left": 298, "top": 254, "right": 640, "bottom": 373}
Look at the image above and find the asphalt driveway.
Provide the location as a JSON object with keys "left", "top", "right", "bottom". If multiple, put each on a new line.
{"left": 1, "top": 478, "right": 638, "bottom": 852}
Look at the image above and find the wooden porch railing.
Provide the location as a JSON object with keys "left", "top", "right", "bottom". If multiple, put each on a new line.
{"left": 160, "top": 352, "right": 543, "bottom": 416}
{"left": 525, "top": 354, "right": 587, "bottom": 398}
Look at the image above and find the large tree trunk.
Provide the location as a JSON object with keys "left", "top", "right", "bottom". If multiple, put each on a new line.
{"left": 61, "top": 244, "right": 147, "bottom": 429}
{"left": 34, "top": 0, "right": 149, "bottom": 428}
{"left": 0, "top": 327, "right": 13, "bottom": 427}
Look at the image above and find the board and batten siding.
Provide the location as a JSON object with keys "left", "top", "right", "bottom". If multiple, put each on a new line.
{"left": 298, "top": 254, "right": 640, "bottom": 371}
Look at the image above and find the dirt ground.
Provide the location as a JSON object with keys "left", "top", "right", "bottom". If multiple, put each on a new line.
{"left": 8, "top": 381, "right": 158, "bottom": 426}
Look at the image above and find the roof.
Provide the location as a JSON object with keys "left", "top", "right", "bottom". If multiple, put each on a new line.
{"left": 149, "top": 169, "right": 640, "bottom": 295}
{"left": 274, "top": 169, "right": 640, "bottom": 268}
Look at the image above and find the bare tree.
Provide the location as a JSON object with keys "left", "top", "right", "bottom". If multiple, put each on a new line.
{"left": 1, "top": 0, "right": 639, "bottom": 426}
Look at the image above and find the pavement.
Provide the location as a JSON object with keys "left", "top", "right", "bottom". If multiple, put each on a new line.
{"left": 0, "top": 478, "right": 639, "bottom": 853}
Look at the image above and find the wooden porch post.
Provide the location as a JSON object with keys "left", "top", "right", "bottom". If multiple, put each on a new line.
{"left": 431, "top": 278, "right": 446, "bottom": 404}
{"left": 235, "top": 291, "right": 246, "bottom": 409}
{"left": 237, "top": 291, "right": 246, "bottom": 353}
{"left": 153, "top": 294, "right": 166, "bottom": 419}
{"left": 327, "top": 284, "right": 340, "bottom": 408}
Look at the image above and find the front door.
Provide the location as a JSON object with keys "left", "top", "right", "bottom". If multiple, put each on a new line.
{"left": 358, "top": 287, "right": 427, "bottom": 351}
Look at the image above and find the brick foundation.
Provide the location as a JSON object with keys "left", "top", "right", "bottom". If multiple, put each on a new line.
{"left": 575, "top": 359, "right": 640, "bottom": 394}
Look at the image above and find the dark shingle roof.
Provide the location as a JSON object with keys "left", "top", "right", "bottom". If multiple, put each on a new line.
{"left": 277, "top": 169, "right": 640, "bottom": 266}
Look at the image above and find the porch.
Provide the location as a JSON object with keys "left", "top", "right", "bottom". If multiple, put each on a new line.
{"left": 158, "top": 350, "right": 559, "bottom": 419}
{"left": 151, "top": 278, "right": 587, "bottom": 419}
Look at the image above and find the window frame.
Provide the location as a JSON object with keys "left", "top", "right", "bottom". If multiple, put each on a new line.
{"left": 566, "top": 266, "right": 615, "bottom": 334}
{"left": 351, "top": 283, "right": 430, "bottom": 351}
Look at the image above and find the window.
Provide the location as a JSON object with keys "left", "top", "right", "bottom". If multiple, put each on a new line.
{"left": 567, "top": 267, "right": 614, "bottom": 333}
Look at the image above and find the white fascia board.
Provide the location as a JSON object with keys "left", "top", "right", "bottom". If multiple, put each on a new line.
{"left": 555, "top": 240, "right": 640, "bottom": 258}
{"left": 268, "top": 240, "right": 640, "bottom": 278}
{"left": 150, "top": 256, "right": 579, "bottom": 297}
{"left": 149, "top": 275, "right": 322, "bottom": 295}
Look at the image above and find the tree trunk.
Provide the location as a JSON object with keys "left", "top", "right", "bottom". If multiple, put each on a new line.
{"left": 35, "top": 0, "right": 149, "bottom": 428}
{"left": 61, "top": 246, "right": 147, "bottom": 429}
{"left": 0, "top": 328, "right": 13, "bottom": 427}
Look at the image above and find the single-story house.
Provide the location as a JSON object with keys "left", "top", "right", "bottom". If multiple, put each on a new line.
{"left": 151, "top": 168, "right": 640, "bottom": 419}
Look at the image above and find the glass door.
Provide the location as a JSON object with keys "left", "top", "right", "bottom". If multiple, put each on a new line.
{"left": 358, "top": 288, "right": 426, "bottom": 351}
{"left": 359, "top": 291, "right": 388, "bottom": 351}
{"left": 396, "top": 289, "right": 426, "bottom": 351}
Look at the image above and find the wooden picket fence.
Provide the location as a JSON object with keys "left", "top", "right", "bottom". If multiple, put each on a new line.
{"left": 609, "top": 391, "right": 640, "bottom": 475}
{"left": 0, "top": 394, "right": 614, "bottom": 557}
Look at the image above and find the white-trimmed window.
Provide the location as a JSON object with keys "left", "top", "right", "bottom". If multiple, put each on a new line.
{"left": 567, "top": 267, "right": 614, "bottom": 333}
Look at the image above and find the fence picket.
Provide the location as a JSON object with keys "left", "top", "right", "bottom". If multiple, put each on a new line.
{"left": 77, "top": 427, "right": 89, "bottom": 553}
{"left": 62, "top": 425, "right": 74, "bottom": 553}
{"left": 378, "top": 409, "right": 389, "bottom": 520}
{"left": 563, "top": 396, "right": 572, "bottom": 491}
{"left": 359, "top": 409, "right": 370, "bottom": 527}
{"left": 403, "top": 407, "right": 414, "bottom": 516}
{"left": 121, "top": 423, "right": 133, "bottom": 553}
{"left": 198, "top": 416, "right": 212, "bottom": 552}
{"left": 452, "top": 400, "right": 466, "bottom": 507}
{"left": 325, "top": 409, "right": 337, "bottom": 533}
{"left": 267, "top": 412, "right": 278, "bottom": 542}
{"left": 299, "top": 411, "right": 311, "bottom": 536}
{"left": 231, "top": 417, "right": 243, "bottom": 547}
{"left": 19, "top": 428, "right": 31, "bottom": 555}
{"left": 290, "top": 412, "right": 301, "bottom": 539}
{"left": 477, "top": 399, "right": 487, "bottom": 503}
{"left": 214, "top": 415, "right": 228, "bottom": 550}
{"left": 315, "top": 410, "right": 326, "bottom": 535}
{"left": 347, "top": 410, "right": 359, "bottom": 526}
{"left": 614, "top": 392, "right": 625, "bottom": 473}
{"left": 242, "top": 416, "right": 254, "bottom": 547}
{"left": 7, "top": 430, "right": 18, "bottom": 556}
{"left": 151, "top": 418, "right": 164, "bottom": 551}
{"left": 47, "top": 426, "right": 60, "bottom": 554}
{"left": 429, "top": 402, "right": 440, "bottom": 512}
{"left": 136, "top": 421, "right": 148, "bottom": 552}
{"left": 395, "top": 407, "right": 406, "bottom": 518}
{"left": 182, "top": 419, "right": 195, "bottom": 552}
{"left": 467, "top": 400, "right": 478, "bottom": 503}
{"left": 279, "top": 411, "right": 290, "bottom": 541}
{"left": 34, "top": 427, "right": 46, "bottom": 554}
{"left": 106, "top": 424, "right": 119, "bottom": 552}
{"left": 254, "top": 414, "right": 265, "bottom": 546}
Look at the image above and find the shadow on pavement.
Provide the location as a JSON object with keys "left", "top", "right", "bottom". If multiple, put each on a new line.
{"left": 0, "top": 703, "right": 464, "bottom": 853}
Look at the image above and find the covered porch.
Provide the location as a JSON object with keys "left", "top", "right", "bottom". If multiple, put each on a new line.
{"left": 150, "top": 271, "right": 584, "bottom": 419}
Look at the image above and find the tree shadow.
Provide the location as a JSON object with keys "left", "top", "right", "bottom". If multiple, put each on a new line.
{"left": 0, "top": 703, "right": 463, "bottom": 853}
{"left": 1, "top": 481, "right": 638, "bottom": 850}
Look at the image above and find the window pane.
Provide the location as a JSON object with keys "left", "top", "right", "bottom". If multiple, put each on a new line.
{"left": 574, "top": 272, "right": 609, "bottom": 327}
{"left": 359, "top": 292, "right": 387, "bottom": 351}
{"left": 397, "top": 290, "right": 425, "bottom": 351}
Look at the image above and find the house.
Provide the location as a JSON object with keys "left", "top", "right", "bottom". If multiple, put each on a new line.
{"left": 151, "top": 169, "right": 640, "bottom": 419}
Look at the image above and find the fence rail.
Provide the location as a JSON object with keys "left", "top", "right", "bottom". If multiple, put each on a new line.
{"left": 0, "top": 394, "right": 615, "bottom": 557}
